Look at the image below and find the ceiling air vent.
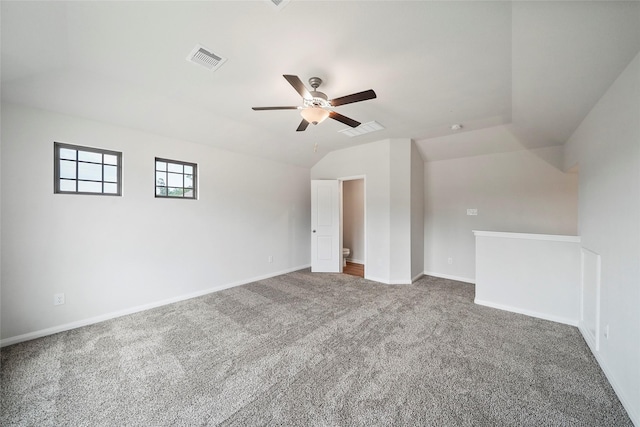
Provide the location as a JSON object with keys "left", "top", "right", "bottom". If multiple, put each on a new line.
{"left": 338, "top": 121, "right": 385, "bottom": 137}
{"left": 265, "top": 0, "right": 291, "bottom": 11}
{"left": 186, "top": 44, "right": 227, "bottom": 71}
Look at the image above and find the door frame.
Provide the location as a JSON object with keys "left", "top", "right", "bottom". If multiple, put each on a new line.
{"left": 339, "top": 175, "right": 366, "bottom": 275}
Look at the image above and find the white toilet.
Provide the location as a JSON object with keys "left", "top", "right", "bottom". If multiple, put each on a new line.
{"left": 342, "top": 248, "right": 350, "bottom": 267}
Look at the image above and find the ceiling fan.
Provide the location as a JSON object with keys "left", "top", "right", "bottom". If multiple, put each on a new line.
{"left": 252, "top": 75, "right": 377, "bottom": 132}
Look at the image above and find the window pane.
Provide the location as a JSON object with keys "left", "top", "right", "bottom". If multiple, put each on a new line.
{"left": 59, "top": 179, "right": 76, "bottom": 192}
{"left": 59, "top": 148, "right": 76, "bottom": 160}
{"left": 168, "top": 163, "right": 183, "bottom": 173}
{"left": 156, "top": 171, "right": 167, "bottom": 186}
{"left": 104, "top": 165, "right": 117, "bottom": 183}
{"left": 60, "top": 160, "right": 76, "bottom": 179}
{"left": 55, "top": 143, "right": 122, "bottom": 197}
{"left": 104, "top": 154, "right": 118, "bottom": 165}
{"left": 78, "top": 150, "right": 102, "bottom": 163}
{"left": 78, "top": 181, "right": 102, "bottom": 193}
{"left": 168, "top": 172, "right": 183, "bottom": 187}
{"left": 167, "top": 187, "right": 184, "bottom": 197}
{"left": 78, "top": 162, "right": 102, "bottom": 181}
{"left": 153, "top": 158, "right": 196, "bottom": 199}
{"left": 104, "top": 183, "right": 118, "bottom": 194}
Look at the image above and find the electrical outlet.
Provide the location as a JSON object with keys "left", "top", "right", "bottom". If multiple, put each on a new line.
{"left": 268, "top": 255, "right": 273, "bottom": 263}
{"left": 467, "top": 208, "right": 478, "bottom": 216}
{"left": 54, "top": 293, "right": 65, "bottom": 306}
{"left": 447, "top": 257, "right": 453, "bottom": 265}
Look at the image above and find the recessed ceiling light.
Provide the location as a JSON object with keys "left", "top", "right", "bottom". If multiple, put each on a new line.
{"left": 450, "top": 124, "right": 463, "bottom": 131}
{"left": 338, "top": 121, "right": 385, "bottom": 137}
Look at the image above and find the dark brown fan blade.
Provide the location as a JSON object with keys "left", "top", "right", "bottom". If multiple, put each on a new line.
{"left": 329, "top": 111, "right": 360, "bottom": 128}
{"left": 252, "top": 106, "right": 299, "bottom": 111}
{"left": 283, "top": 75, "right": 312, "bottom": 100}
{"left": 329, "top": 89, "right": 377, "bottom": 107}
{"left": 296, "top": 119, "right": 309, "bottom": 132}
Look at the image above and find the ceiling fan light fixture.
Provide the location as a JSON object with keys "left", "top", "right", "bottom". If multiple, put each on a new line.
{"left": 300, "top": 107, "right": 330, "bottom": 125}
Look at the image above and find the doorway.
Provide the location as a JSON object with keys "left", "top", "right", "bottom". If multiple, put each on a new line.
{"left": 342, "top": 178, "right": 365, "bottom": 277}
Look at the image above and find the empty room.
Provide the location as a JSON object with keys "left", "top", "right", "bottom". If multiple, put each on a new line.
{"left": 1, "top": 1, "right": 638, "bottom": 425}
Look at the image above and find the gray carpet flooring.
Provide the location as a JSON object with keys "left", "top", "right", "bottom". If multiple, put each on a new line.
{"left": 1, "top": 271, "right": 632, "bottom": 426}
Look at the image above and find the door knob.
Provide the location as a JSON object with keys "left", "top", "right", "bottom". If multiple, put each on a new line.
{"left": 312, "top": 230, "right": 316, "bottom": 233}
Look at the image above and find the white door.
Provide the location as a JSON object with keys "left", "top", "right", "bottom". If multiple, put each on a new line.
{"left": 311, "top": 180, "right": 340, "bottom": 272}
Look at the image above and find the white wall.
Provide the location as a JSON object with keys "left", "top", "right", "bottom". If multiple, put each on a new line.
{"left": 312, "top": 138, "right": 421, "bottom": 284}
{"left": 342, "top": 179, "right": 364, "bottom": 264}
{"left": 0, "top": 103, "right": 311, "bottom": 343}
{"left": 563, "top": 52, "right": 640, "bottom": 424}
{"left": 410, "top": 141, "right": 424, "bottom": 280}
{"left": 474, "top": 231, "right": 581, "bottom": 326}
{"left": 389, "top": 139, "right": 412, "bottom": 284}
{"left": 311, "top": 140, "right": 391, "bottom": 283}
{"left": 424, "top": 146, "right": 578, "bottom": 282}
{"left": 0, "top": 104, "right": 2, "bottom": 338}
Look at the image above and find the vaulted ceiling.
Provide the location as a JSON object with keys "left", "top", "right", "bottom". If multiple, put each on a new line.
{"left": 2, "top": 1, "right": 639, "bottom": 167}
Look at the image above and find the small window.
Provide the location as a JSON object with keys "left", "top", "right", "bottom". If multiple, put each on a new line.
{"left": 54, "top": 142, "right": 122, "bottom": 196}
{"left": 155, "top": 158, "right": 197, "bottom": 199}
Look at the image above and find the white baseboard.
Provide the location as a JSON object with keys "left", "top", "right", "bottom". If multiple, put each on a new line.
{"left": 578, "top": 324, "right": 639, "bottom": 426}
{"left": 474, "top": 299, "right": 579, "bottom": 327}
{"left": 578, "top": 320, "right": 598, "bottom": 352}
{"left": 424, "top": 271, "right": 475, "bottom": 284}
{"left": 364, "top": 275, "right": 411, "bottom": 285}
{"left": 364, "top": 275, "right": 390, "bottom": 284}
{"left": 346, "top": 258, "right": 364, "bottom": 265}
{"left": 0, "top": 264, "right": 311, "bottom": 348}
{"left": 388, "top": 280, "right": 412, "bottom": 285}
{"left": 361, "top": 273, "right": 425, "bottom": 285}
{"left": 363, "top": 274, "right": 419, "bottom": 285}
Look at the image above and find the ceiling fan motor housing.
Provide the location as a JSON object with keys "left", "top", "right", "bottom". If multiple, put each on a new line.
{"left": 252, "top": 74, "right": 376, "bottom": 131}
{"left": 309, "top": 91, "right": 328, "bottom": 107}
{"left": 308, "top": 77, "right": 323, "bottom": 89}
{"left": 307, "top": 77, "right": 330, "bottom": 106}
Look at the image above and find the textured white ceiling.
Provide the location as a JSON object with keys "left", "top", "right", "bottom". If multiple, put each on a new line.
{"left": 2, "top": 1, "right": 639, "bottom": 167}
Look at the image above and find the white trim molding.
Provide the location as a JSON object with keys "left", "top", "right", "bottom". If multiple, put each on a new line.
{"left": 578, "top": 324, "right": 639, "bottom": 426}
{"left": 579, "top": 247, "right": 601, "bottom": 351}
{"left": 411, "top": 272, "right": 424, "bottom": 283}
{"left": 475, "top": 299, "right": 579, "bottom": 327}
{"left": 423, "top": 271, "right": 475, "bottom": 284}
{"left": 1, "top": 264, "right": 311, "bottom": 348}
{"left": 388, "top": 280, "right": 412, "bottom": 285}
{"left": 472, "top": 230, "right": 581, "bottom": 243}
{"left": 364, "top": 275, "right": 393, "bottom": 285}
